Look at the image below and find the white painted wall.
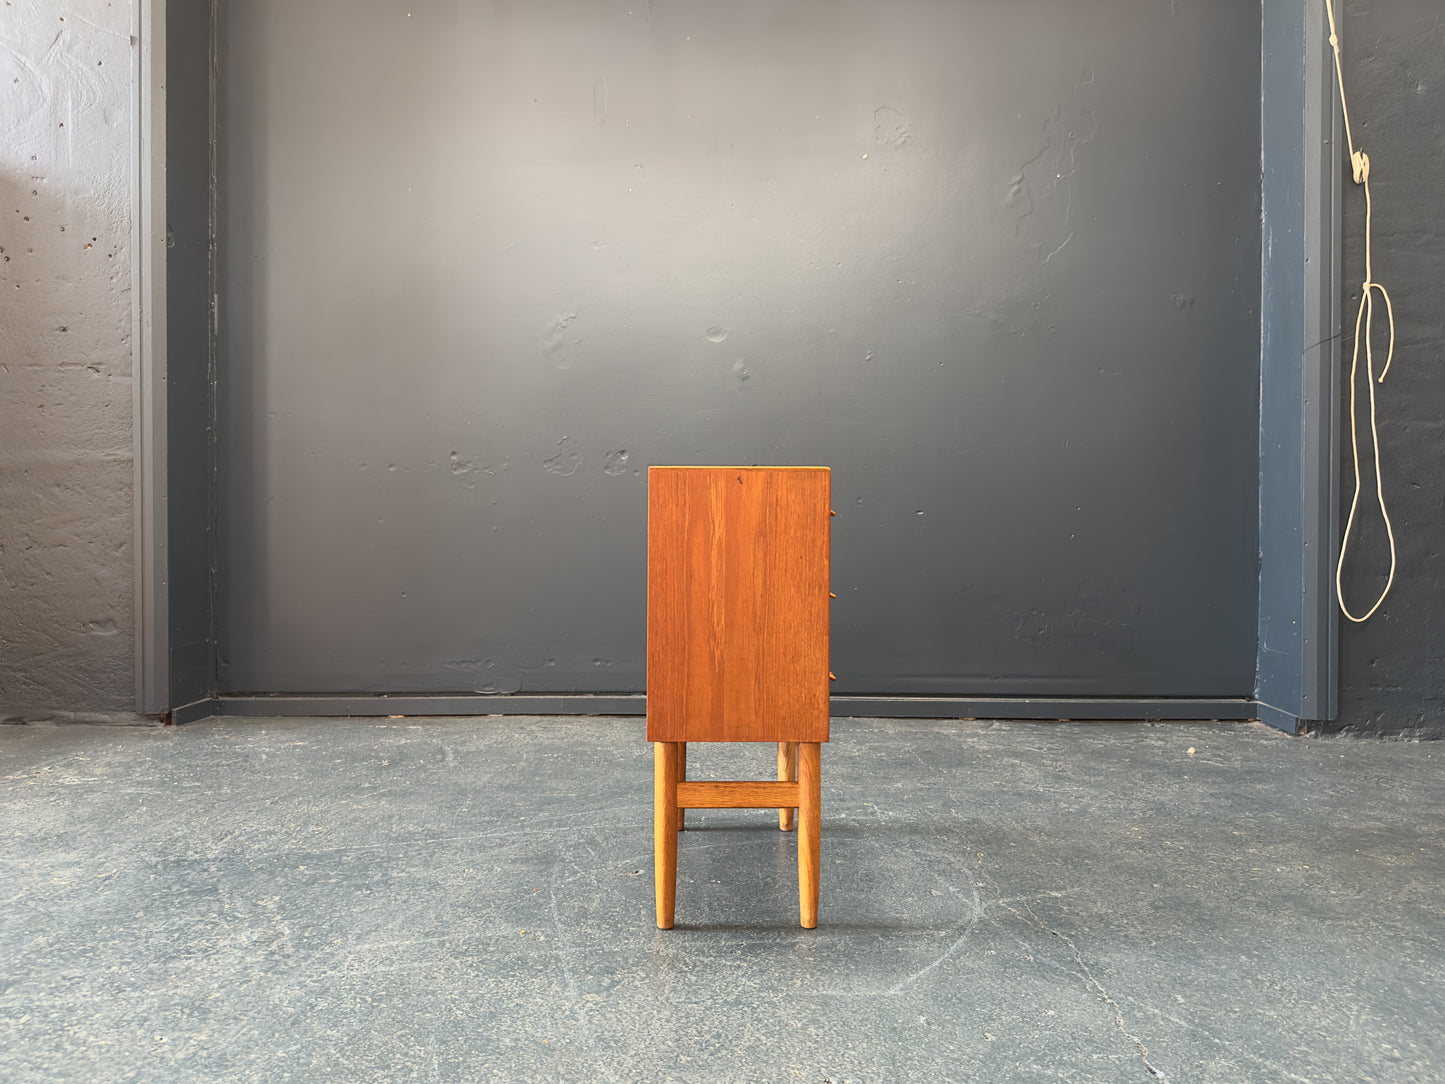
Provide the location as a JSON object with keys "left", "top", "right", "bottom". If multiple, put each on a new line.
{"left": 0, "top": 1, "right": 137, "bottom": 719}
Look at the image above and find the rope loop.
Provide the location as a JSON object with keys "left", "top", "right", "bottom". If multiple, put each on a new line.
{"left": 1328, "top": 0, "right": 1399, "bottom": 624}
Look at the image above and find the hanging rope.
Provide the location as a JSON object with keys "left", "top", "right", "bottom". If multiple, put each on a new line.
{"left": 1326, "top": 0, "right": 1398, "bottom": 623}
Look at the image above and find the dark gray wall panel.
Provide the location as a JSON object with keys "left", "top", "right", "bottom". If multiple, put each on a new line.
{"left": 1332, "top": 1, "right": 1445, "bottom": 737}
{"left": 167, "top": 0, "right": 217, "bottom": 706}
{"left": 218, "top": 0, "right": 1261, "bottom": 697}
{"left": 1256, "top": 0, "right": 1340, "bottom": 730}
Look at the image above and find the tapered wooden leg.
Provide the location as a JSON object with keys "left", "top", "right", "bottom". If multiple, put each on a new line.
{"left": 778, "top": 741, "right": 797, "bottom": 831}
{"left": 798, "top": 742, "right": 821, "bottom": 928}
{"left": 654, "top": 742, "right": 680, "bottom": 929}
{"left": 677, "top": 742, "right": 687, "bottom": 831}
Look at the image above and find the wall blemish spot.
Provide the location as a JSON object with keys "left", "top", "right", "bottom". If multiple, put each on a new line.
{"left": 873, "top": 106, "right": 911, "bottom": 147}
{"left": 544, "top": 437, "right": 582, "bottom": 476}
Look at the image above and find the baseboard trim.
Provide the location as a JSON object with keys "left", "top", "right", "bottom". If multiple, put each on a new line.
{"left": 1254, "top": 701, "right": 1307, "bottom": 735}
{"left": 182, "top": 694, "right": 1258, "bottom": 723}
{"left": 171, "top": 697, "right": 222, "bottom": 725}
{"left": 210, "top": 694, "right": 648, "bottom": 718}
{"left": 831, "top": 697, "right": 1256, "bottom": 721}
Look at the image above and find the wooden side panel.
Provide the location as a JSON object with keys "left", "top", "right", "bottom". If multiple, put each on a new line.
{"left": 647, "top": 467, "right": 830, "bottom": 743}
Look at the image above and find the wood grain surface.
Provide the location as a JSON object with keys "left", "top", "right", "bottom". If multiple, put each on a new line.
{"left": 646, "top": 467, "right": 831, "bottom": 743}
{"left": 798, "top": 741, "right": 821, "bottom": 928}
{"left": 654, "top": 741, "right": 679, "bottom": 929}
{"left": 675, "top": 780, "right": 801, "bottom": 809}
{"left": 778, "top": 741, "right": 798, "bottom": 831}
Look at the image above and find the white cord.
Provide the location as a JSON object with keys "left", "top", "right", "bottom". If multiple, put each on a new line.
{"left": 1327, "top": 0, "right": 1398, "bottom": 623}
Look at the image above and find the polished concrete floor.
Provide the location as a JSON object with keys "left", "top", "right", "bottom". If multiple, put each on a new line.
{"left": 1, "top": 716, "right": 1441, "bottom": 1083}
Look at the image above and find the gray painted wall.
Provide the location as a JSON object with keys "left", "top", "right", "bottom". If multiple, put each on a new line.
{"left": 166, "top": 0, "right": 217, "bottom": 707}
{"left": 8, "top": 3, "right": 1439, "bottom": 736}
{"left": 217, "top": 0, "right": 1262, "bottom": 700}
{"left": 0, "top": 1, "right": 138, "bottom": 722}
{"left": 1330, "top": 0, "right": 1445, "bottom": 738}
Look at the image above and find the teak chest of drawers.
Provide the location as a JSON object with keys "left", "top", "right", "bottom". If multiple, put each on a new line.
{"left": 647, "top": 466, "right": 832, "bottom": 928}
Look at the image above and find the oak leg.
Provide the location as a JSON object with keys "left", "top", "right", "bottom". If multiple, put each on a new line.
{"left": 677, "top": 742, "right": 687, "bottom": 831}
{"left": 654, "top": 742, "right": 680, "bottom": 929}
{"left": 798, "top": 742, "right": 821, "bottom": 929}
{"left": 778, "top": 741, "right": 797, "bottom": 831}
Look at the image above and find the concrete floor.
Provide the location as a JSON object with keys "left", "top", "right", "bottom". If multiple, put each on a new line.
{"left": 1, "top": 717, "right": 1441, "bottom": 1083}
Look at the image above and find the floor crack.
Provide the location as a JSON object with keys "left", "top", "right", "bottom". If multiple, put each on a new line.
{"left": 1031, "top": 909, "right": 1170, "bottom": 1082}
{"left": 973, "top": 852, "right": 1170, "bottom": 1084}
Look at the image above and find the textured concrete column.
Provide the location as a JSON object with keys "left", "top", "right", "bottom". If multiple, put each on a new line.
{"left": 0, "top": 2, "right": 138, "bottom": 720}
